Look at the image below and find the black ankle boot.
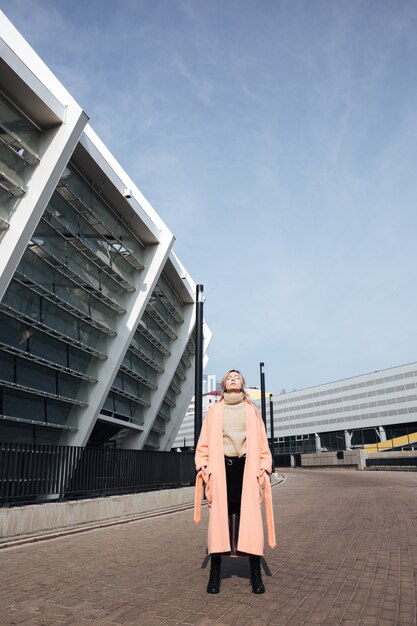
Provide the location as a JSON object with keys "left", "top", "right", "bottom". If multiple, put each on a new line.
{"left": 249, "top": 556, "right": 265, "bottom": 594}
{"left": 207, "top": 555, "right": 221, "bottom": 594}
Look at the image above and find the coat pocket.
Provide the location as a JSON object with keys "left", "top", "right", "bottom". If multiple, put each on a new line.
{"left": 257, "top": 475, "right": 264, "bottom": 505}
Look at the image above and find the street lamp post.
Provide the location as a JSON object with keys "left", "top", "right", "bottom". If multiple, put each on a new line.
{"left": 260, "top": 362, "right": 266, "bottom": 426}
{"left": 194, "top": 284, "right": 204, "bottom": 449}
{"left": 269, "top": 393, "right": 275, "bottom": 472}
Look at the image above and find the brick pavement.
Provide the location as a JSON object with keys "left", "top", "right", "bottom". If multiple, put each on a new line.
{"left": 1, "top": 469, "right": 417, "bottom": 625}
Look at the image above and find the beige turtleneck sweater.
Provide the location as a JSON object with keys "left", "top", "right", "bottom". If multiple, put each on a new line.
{"left": 223, "top": 391, "right": 246, "bottom": 458}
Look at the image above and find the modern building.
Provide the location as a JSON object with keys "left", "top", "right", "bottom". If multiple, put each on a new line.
{"left": 0, "top": 12, "right": 211, "bottom": 451}
{"left": 266, "top": 362, "right": 417, "bottom": 456}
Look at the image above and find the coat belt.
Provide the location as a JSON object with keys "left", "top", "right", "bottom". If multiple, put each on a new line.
{"left": 194, "top": 470, "right": 204, "bottom": 524}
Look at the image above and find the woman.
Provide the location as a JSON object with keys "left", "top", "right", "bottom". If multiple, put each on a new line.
{"left": 194, "top": 369, "right": 276, "bottom": 594}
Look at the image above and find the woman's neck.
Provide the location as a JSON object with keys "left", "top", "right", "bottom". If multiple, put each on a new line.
{"left": 224, "top": 391, "right": 244, "bottom": 405}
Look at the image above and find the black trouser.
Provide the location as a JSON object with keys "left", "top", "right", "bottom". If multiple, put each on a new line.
{"left": 225, "top": 455, "right": 245, "bottom": 554}
{"left": 225, "top": 454, "right": 245, "bottom": 512}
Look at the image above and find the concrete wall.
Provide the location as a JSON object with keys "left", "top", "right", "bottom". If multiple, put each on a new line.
{"left": 301, "top": 450, "right": 367, "bottom": 470}
{"left": 0, "top": 486, "right": 194, "bottom": 542}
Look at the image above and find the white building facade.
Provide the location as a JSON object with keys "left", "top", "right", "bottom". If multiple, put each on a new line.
{"left": 0, "top": 12, "right": 210, "bottom": 451}
{"left": 267, "top": 362, "right": 417, "bottom": 455}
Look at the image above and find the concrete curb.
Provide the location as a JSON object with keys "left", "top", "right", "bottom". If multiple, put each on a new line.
{"left": 0, "top": 486, "right": 195, "bottom": 547}
{"left": 0, "top": 501, "right": 195, "bottom": 551}
{"left": 271, "top": 472, "right": 286, "bottom": 486}
{"left": 0, "top": 473, "right": 286, "bottom": 550}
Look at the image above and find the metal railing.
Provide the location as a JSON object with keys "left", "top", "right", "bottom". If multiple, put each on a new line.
{"left": 0, "top": 442, "right": 195, "bottom": 506}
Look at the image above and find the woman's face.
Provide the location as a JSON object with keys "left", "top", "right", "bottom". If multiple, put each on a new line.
{"left": 225, "top": 371, "right": 243, "bottom": 392}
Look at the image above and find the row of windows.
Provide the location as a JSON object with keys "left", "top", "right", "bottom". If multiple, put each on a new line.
{"left": 274, "top": 368, "right": 417, "bottom": 407}
{"left": 0, "top": 312, "right": 96, "bottom": 377}
{"left": 0, "top": 387, "right": 75, "bottom": 429}
{"left": 3, "top": 281, "right": 108, "bottom": 356}
{"left": 0, "top": 351, "right": 87, "bottom": 402}
{"left": 274, "top": 382, "right": 417, "bottom": 416}
{"left": 277, "top": 406, "right": 417, "bottom": 433}
{"left": 273, "top": 392, "right": 417, "bottom": 424}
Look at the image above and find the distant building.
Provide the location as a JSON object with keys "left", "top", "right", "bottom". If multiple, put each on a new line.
{"left": 245, "top": 387, "right": 272, "bottom": 401}
{"left": 187, "top": 374, "right": 217, "bottom": 415}
{"left": 258, "top": 362, "right": 417, "bottom": 456}
{"left": 202, "top": 373, "right": 217, "bottom": 395}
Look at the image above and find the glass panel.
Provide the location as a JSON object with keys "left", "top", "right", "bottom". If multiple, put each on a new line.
{"left": 130, "top": 331, "right": 164, "bottom": 370}
{"left": 153, "top": 416, "right": 166, "bottom": 433}
{"left": 155, "top": 274, "right": 184, "bottom": 323}
{"left": 0, "top": 94, "right": 41, "bottom": 235}
{"left": 140, "top": 311, "right": 171, "bottom": 352}
{"left": 17, "top": 358, "right": 55, "bottom": 394}
{"left": 145, "top": 430, "right": 160, "bottom": 447}
{"left": 122, "top": 350, "right": 157, "bottom": 388}
{"left": 56, "top": 166, "right": 144, "bottom": 271}
{"left": 48, "top": 193, "right": 137, "bottom": 289}
{"left": 3, "top": 389, "right": 45, "bottom": 422}
{"left": 46, "top": 400, "right": 73, "bottom": 425}
{"left": 2, "top": 280, "right": 107, "bottom": 356}
{"left": 147, "top": 295, "right": 178, "bottom": 339}
{"left": 29, "top": 219, "right": 125, "bottom": 315}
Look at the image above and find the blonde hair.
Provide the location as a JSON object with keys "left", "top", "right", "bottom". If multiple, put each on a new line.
{"left": 220, "top": 369, "right": 252, "bottom": 403}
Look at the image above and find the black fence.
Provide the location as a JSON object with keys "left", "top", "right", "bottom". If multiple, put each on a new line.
{"left": 0, "top": 442, "right": 196, "bottom": 506}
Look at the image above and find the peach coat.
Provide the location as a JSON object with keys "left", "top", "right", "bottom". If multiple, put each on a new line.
{"left": 194, "top": 399, "right": 276, "bottom": 556}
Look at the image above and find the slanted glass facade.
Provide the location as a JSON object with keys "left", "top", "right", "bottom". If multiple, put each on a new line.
{"left": 0, "top": 93, "right": 40, "bottom": 232}
{"left": 0, "top": 13, "right": 208, "bottom": 450}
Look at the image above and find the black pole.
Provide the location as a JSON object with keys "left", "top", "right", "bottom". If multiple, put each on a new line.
{"left": 194, "top": 284, "right": 204, "bottom": 449}
{"left": 260, "top": 362, "right": 266, "bottom": 426}
{"left": 269, "top": 393, "right": 275, "bottom": 472}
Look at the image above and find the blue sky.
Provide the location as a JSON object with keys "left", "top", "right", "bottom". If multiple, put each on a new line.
{"left": 2, "top": 0, "right": 417, "bottom": 392}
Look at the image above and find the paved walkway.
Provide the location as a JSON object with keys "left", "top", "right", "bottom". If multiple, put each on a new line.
{"left": 1, "top": 469, "right": 417, "bottom": 625}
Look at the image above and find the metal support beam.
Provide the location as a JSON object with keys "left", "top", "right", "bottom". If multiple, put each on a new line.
{"left": 194, "top": 284, "right": 204, "bottom": 449}
{"left": 269, "top": 393, "right": 275, "bottom": 472}
{"left": 260, "top": 361, "right": 266, "bottom": 426}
